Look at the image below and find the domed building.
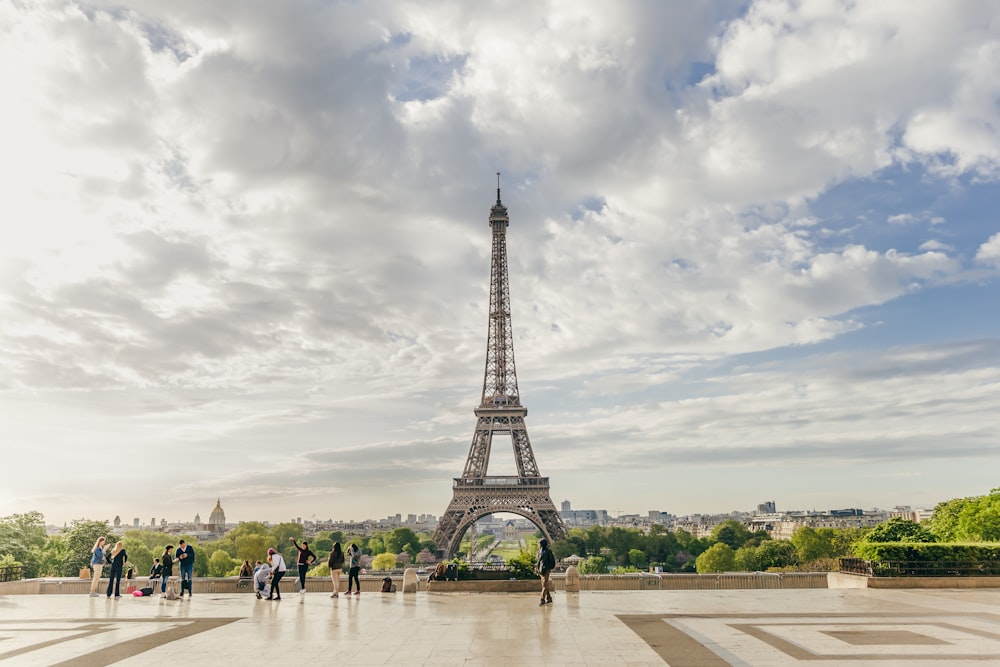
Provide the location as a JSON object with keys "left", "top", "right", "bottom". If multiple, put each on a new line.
{"left": 208, "top": 498, "right": 227, "bottom": 533}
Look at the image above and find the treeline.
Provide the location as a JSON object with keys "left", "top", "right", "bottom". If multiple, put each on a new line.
{"left": 555, "top": 487, "right": 1000, "bottom": 574}
{"left": 550, "top": 521, "right": 862, "bottom": 574}
{"left": 4, "top": 488, "right": 998, "bottom": 578}
{"left": 0, "top": 513, "right": 436, "bottom": 579}
{"left": 927, "top": 488, "right": 1000, "bottom": 542}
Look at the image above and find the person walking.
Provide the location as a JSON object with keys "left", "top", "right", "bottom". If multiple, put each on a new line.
{"left": 346, "top": 543, "right": 362, "bottom": 595}
{"left": 536, "top": 538, "right": 555, "bottom": 606}
{"left": 266, "top": 548, "right": 286, "bottom": 601}
{"left": 327, "top": 542, "right": 344, "bottom": 598}
{"left": 159, "top": 545, "right": 174, "bottom": 595}
{"left": 289, "top": 537, "right": 317, "bottom": 595}
{"left": 105, "top": 541, "right": 128, "bottom": 599}
{"left": 175, "top": 539, "right": 195, "bottom": 597}
{"left": 89, "top": 536, "right": 106, "bottom": 597}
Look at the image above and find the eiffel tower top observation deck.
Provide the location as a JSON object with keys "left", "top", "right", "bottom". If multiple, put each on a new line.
{"left": 432, "top": 176, "right": 566, "bottom": 556}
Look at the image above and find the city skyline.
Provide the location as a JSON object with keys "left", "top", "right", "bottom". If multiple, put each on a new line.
{"left": 2, "top": 2, "right": 999, "bottom": 527}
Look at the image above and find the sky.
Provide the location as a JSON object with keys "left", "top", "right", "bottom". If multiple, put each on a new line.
{"left": 2, "top": 0, "right": 999, "bottom": 528}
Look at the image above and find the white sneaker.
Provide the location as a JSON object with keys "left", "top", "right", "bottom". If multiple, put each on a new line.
{"left": 299, "top": 588, "right": 305, "bottom": 595}
{"left": 89, "top": 592, "right": 99, "bottom": 597}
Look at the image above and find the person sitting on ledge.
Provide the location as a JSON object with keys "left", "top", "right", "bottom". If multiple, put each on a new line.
{"left": 428, "top": 561, "right": 447, "bottom": 582}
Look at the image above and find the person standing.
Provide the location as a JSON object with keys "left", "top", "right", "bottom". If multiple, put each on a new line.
{"left": 327, "top": 542, "right": 344, "bottom": 598}
{"left": 266, "top": 548, "right": 286, "bottom": 601}
{"left": 89, "top": 537, "right": 106, "bottom": 597}
{"left": 105, "top": 541, "right": 128, "bottom": 599}
{"left": 160, "top": 545, "right": 174, "bottom": 595}
{"left": 175, "top": 539, "right": 195, "bottom": 597}
{"left": 346, "top": 543, "right": 361, "bottom": 595}
{"left": 536, "top": 538, "right": 555, "bottom": 606}
{"left": 289, "top": 537, "right": 317, "bottom": 595}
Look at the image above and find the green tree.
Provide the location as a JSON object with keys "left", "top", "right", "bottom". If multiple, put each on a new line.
{"left": 710, "top": 521, "right": 752, "bottom": 550}
{"left": 695, "top": 543, "right": 735, "bottom": 573}
{"left": 36, "top": 534, "right": 68, "bottom": 577}
{"left": 0, "top": 512, "right": 48, "bottom": 577}
{"left": 367, "top": 535, "right": 386, "bottom": 555}
{"left": 371, "top": 553, "right": 396, "bottom": 570}
{"left": 754, "top": 540, "right": 798, "bottom": 570}
{"left": 209, "top": 549, "right": 237, "bottom": 577}
{"left": 862, "top": 517, "right": 936, "bottom": 544}
{"left": 733, "top": 545, "right": 759, "bottom": 571}
{"left": 385, "top": 528, "right": 421, "bottom": 555}
{"left": 235, "top": 534, "right": 271, "bottom": 564}
{"left": 791, "top": 526, "right": 832, "bottom": 562}
{"left": 122, "top": 539, "right": 153, "bottom": 577}
{"left": 627, "top": 549, "right": 647, "bottom": 570}
{"left": 578, "top": 556, "right": 608, "bottom": 574}
{"left": 928, "top": 497, "right": 971, "bottom": 541}
{"left": 505, "top": 550, "right": 538, "bottom": 579}
{"left": 61, "top": 520, "right": 119, "bottom": 577}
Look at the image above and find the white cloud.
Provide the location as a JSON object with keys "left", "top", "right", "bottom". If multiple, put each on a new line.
{"left": 1, "top": 0, "right": 998, "bottom": 524}
{"left": 977, "top": 233, "right": 1000, "bottom": 266}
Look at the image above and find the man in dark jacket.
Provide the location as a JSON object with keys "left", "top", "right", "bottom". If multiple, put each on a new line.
{"left": 536, "top": 538, "right": 555, "bottom": 606}
{"left": 175, "top": 540, "right": 195, "bottom": 597}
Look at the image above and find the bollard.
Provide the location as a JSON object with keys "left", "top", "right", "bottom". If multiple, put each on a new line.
{"left": 564, "top": 565, "right": 580, "bottom": 592}
{"left": 402, "top": 568, "right": 418, "bottom": 594}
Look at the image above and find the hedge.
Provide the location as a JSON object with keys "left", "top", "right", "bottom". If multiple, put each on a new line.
{"left": 853, "top": 542, "right": 1000, "bottom": 563}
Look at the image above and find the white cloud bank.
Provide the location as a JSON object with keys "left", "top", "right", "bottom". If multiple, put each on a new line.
{"left": 1, "top": 0, "right": 998, "bottom": 524}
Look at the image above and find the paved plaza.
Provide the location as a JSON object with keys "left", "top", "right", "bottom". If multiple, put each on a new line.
{"left": 1, "top": 587, "right": 999, "bottom": 665}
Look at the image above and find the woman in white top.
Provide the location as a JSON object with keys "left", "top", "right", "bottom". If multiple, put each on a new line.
{"left": 89, "top": 537, "right": 106, "bottom": 597}
{"left": 266, "top": 548, "right": 286, "bottom": 601}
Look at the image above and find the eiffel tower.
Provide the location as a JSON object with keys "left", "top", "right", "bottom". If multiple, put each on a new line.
{"left": 433, "top": 177, "right": 567, "bottom": 557}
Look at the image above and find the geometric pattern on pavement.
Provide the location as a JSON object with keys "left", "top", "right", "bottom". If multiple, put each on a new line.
{"left": 618, "top": 612, "right": 1000, "bottom": 665}
{"left": 0, "top": 617, "right": 240, "bottom": 666}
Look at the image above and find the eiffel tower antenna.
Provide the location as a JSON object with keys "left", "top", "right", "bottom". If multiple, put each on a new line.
{"left": 433, "top": 178, "right": 567, "bottom": 558}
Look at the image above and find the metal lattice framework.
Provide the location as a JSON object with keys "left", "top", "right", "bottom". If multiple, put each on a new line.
{"left": 433, "top": 179, "right": 567, "bottom": 557}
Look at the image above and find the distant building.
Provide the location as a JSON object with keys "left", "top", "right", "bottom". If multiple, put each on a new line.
{"left": 208, "top": 499, "right": 226, "bottom": 532}
{"left": 560, "top": 507, "right": 609, "bottom": 526}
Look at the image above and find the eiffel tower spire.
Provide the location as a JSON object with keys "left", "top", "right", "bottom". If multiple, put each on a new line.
{"left": 433, "top": 177, "right": 567, "bottom": 557}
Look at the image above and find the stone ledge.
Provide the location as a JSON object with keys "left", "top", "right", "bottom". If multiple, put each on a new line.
{"left": 828, "top": 572, "right": 1000, "bottom": 589}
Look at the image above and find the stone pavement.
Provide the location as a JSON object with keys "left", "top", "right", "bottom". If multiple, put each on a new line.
{"left": 1, "top": 587, "right": 999, "bottom": 665}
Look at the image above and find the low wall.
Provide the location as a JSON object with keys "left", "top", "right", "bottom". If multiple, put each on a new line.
{"left": 828, "top": 572, "right": 1000, "bottom": 589}
{"left": 0, "top": 575, "right": 392, "bottom": 596}
{"left": 1, "top": 572, "right": 830, "bottom": 595}
{"left": 427, "top": 580, "right": 540, "bottom": 593}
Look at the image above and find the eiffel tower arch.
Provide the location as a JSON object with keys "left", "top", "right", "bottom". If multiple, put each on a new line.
{"left": 433, "top": 177, "right": 567, "bottom": 557}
